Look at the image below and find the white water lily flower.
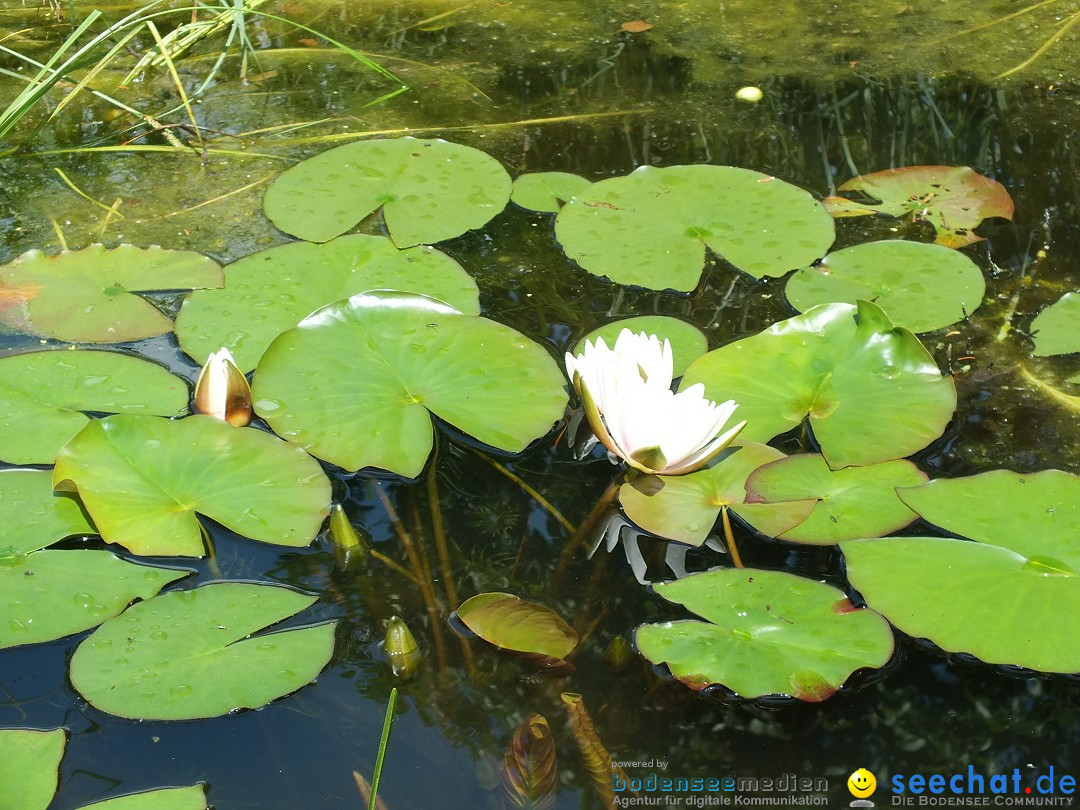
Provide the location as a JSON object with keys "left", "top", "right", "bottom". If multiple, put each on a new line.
{"left": 193, "top": 346, "right": 253, "bottom": 427}
{"left": 565, "top": 329, "right": 746, "bottom": 475}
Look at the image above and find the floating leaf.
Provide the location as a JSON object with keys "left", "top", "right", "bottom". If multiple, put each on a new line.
{"left": 457, "top": 592, "right": 578, "bottom": 659}
{"left": 76, "top": 785, "right": 208, "bottom": 810}
{"left": 0, "top": 468, "right": 95, "bottom": 554}
{"left": 744, "top": 454, "right": 927, "bottom": 544}
{"left": 1, "top": 549, "right": 187, "bottom": 648}
{"left": 560, "top": 693, "right": 625, "bottom": 806}
{"left": 823, "top": 166, "right": 1014, "bottom": 248}
{"left": 680, "top": 300, "right": 956, "bottom": 467}
{"left": 501, "top": 714, "right": 557, "bottom": 810}
{"left": 635, "top": 568, "right": 893, "bottom": 700}
{"left": 252, "top": 292, "right": 567, "bottom": 478}
{"left": 620, "top": 20, "right": 654, "bottom": 32}
{"left": 53, "top": 414, "right": 331, "bottom": 557}
{"left": 555, "top": 165, "right": 834, "bottom": 290}
{"left": 511, "top": 172, "right": 591, "bottom": 213}
{"left": 619, "top": 443, "right": 815, "bottom": 546}
{"left": 0, "top": 728, "right": 65, "bottom": 810}
{"left": 70, "top": 582, "right": 336, "bottom": 720}
{"left": 0, "top": 350, "right": 187, "bottom": 465}
{"left": 576, "top": 316, "right": 708, "bottom": 377}
{"left": 176, "top": 234, "right": 481, "bottom": 372}
{"left": 785, "top": 240, "right": 986, "bottom": 333}
{"left": 1031, "top": 292, "right": 1080, "bottom": 357}
{"left": 0, "top": 245, "right": 221, "bottom": 342}
{"left": 264, "top": 137, "right": 512, "bottom": 246}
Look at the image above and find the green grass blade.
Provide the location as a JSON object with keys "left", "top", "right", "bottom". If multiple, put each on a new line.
{"left": 368, "top": 687, "right": 398, "bottom": 810}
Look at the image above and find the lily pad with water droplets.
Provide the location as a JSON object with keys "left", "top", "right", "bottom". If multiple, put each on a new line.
{"left": 511, "top": 171, "right": 591, "bottom": 213}
{"left": 785, "top": 240, "right": 986, "bottom": 333}
{"left": 176, "top": 234, "right": 480, "bottom": 372}
{"left": 76, "top": 785, "right": 208, "bottom": 810}
{"left": 0, "top": 728, "right": 66, "bottom": 810}
{"left": 555, "top": 164, "right": 835, "bottom": 290}
{"left": 252, "top": 292, "right": 567, "bottom": 478}
{"left": 0, "top": 468, "right": 95, "bottom": 554}
{"left": 635, "top": 568, "right": 893, "bottom": 700}
{"left": 53, "top": 414, "right": 331, "bottom": 557}
{"left": 456, "top": 592, "right": 578, "bottom": 659}
{"left": 70, "top": 582, "right": 336, "bottom": 720}
{"left": 263, "top": 137, "right": 512, "bottom": 246}
{"left": 823, "top": 166, "right": 1014, "bottom": 248}
{"left": 619, "top": 443, "right": 815, "bottom": 546}
{"left": 0, "top": 244, "right": 221, "bottom": 342}
{"left": 576, "top": 316, "right": 708, "bottom": 377}
{"left": 0, "top": 350, "right": 188, "bottom": 465}
{"left": 1031, "top": 292, "right": 1080, "bottom": 357}
{"left": 680, "top": 300, "right": 956, "bottom": 468}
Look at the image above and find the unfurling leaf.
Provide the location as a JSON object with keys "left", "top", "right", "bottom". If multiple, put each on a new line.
{"left": 560, "top": 693, "right": 629, "bottom": 805}
{"left": 501, "top": 714, "right": 557, "bottom": 809}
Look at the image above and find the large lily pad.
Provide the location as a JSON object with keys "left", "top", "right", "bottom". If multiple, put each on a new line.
{"left": 0, "top": 350, "right": 188, "bottom": 465}
{"left": 252, "top": 292, "right": 567, "bottom": 478}
{"left": 619, "top": 443, "right": 815, "bottom": 546}
{"left": 53, "top": 414, "right": 331, "bottom": 557}
{"left": 680, "top": 301, "right": 956, "bottom": 467}
{"left": 785, "top": 240, "right": 986, "bottom": 333}
{"left": 823, "top": 166, "right": 1014, "bottom": 248}
{"left": 70, "top": 582, "right": 336, "bottom": 719}
{"left": 744, "top": 454, "right": 926, "bottom": 544}
{"left": 263, "top": 137, "right": 512, "bottom": 246}
{"left": 1031, "top": 292, "right": 1080, "bottom": 357}
{"left": 0, "top": 468, "right": 95, "bottom": 554}
{"left": 576, "top": 316, "right": 708, "bottom": 377}
{"left": 554, "top": 165, "right": 835, "bottom": 290}
{"left": 0, "top": 244, "right": 221, "bottom": 342}
{"left": 0, "top": 728, "right": 66, "bottom": 810}
{"left": 511, "top": 171, "right": 591, "bottom": 213}
{"left": 77, "top": 786, "right": 208, "bottom": 810}
{"left": 456, "top": 592, "right": 578, "bottom": 659}
{"left": 176, "top": 234, "right": 481, "bottom": 372}
{"left": 635, "top": 568, "right": 893, "bottom": 700}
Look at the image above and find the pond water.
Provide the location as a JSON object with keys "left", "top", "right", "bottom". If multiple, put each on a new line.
{"left": 1, "top": 2, "right": 1079, "bottom": 809}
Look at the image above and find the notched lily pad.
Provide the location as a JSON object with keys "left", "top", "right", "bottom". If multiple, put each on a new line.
{"left": 176, "top": 234, "right": 480, "bottom": 372}
{"left": 1031, "top": 292, "right": 1080, "bottom": 357}
{"left": 456, "top": 592, "right": 578, "bottom": 660}
{"left": 53, "top": 414, "right": 331, "bottom": 557}
{"left": 745, "top": 454, "right": 926, "bottom": 544}
{"left": 0, "top": 244, "right": 221, "bottom": 342}
{"left": 252, "top": 292, "right": 568, "bottom": 478}
{"left": 786, "top": 240, "right": 986, "bottom": 333}
{"left": 0, "top": 468, "right": 95, "bottom": 554}
{"left": 511, "top": 171, "right": 591, "bottom": 213}
{"left": 0, "top": 350, "right": 188, "bottom": 465}
{"left": 823, "top": 166, "right": 1014, "bottom": 248}
{"left": 0, "top": 728, "right": 66, "bottom": 810}
{"left": 263, "top": 137, "right": 512, "bottom": 246}
{"left": 576, "top": 316, "right": 708, "bottom": 377}
{"left": 635, "top": 568, "right": 893, "bottom": 700}
{"left": 555, "top": 164, "right": 835, "bottom": 291}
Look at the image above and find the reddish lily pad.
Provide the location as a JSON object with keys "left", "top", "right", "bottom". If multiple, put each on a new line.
{"left": 456, "top": 592, "right": 578, "bottom": 659}
{"left": 823, "top": 166, "right": 1014, "bottom": 248}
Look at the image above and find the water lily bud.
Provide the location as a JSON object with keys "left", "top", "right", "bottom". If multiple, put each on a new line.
{"left": 384, "top": 615, "right": 421, "bottom": 679}
{"left": 193, "top": 347, "right": 253, "bottom": 426}
{"left": 604, "top": 634, "right": 634, "bottom": 670}
{"left": 328, "top": 504, "right": 371, "bottom": 572}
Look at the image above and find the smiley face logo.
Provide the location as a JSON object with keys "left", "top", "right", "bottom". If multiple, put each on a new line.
{"left": 848, "top": 768, "right": 876, "bottom": 798}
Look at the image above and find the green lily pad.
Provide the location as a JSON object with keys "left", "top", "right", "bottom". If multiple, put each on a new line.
{"left": 1, "top": 550, "right": 188, "bottom": 648}
{"left": 0, "top": 728, "right": 66, "bottom": 810}
{"left": 0, "top": 350, "right": 188, "bottom": 465}
{"left": 0, "top": 468, "right": 95, "bottom": 554}
{"left": 53, "top": 414, "right": 331, "bottom": 557}
{"left": 456, "top": 592, "right": 578, "bottom": 659}
{"left": 70, "top": 582, "right": 336, "bottom": 720}
{"left": 252, "top": 292, "right": 567, "bottom": 478}
{"left": 823, "top": 166, "right": 1014, "bottom": 248}
{"left": 842, "top": 536, "right": 1080, "bottom": 673}
{"left": 175, "top": 234, "right": 481, "bottom": 372}
{"left": 0, "top": 244, "right": 222, "bottom": 342}
{"left": 619, "top": 443, "right": 815, "bottom": 546}
{"left": 576, "top": 316, "right": 708, "bottom": 377}
{"left": 554, "top": 165, "right": 835, "bottom": 290}
{"left": 680, "top": 300, "right": 956, "bottom": 467}
{"left": 635, "top": 568, "right": 893, "bottom": 700}
{"left": 511, "top": 171, "right": 591, "bottom": 213}
{"left": 745, "top": 454, "right": 927, "bottom": 545}
{"left": 1031, "top": 292, "right": 1080, "bottom": 356}
{"left": 263, "top": 137, "right": 512, "bottom": 246}
{"left": 896, "top": 469, "right": 1080, "bottom": 560}
{"left": 785, "top": 240, "right": 986, "bottom": 333}
{"left": 77, "top": 786, "right": 208, "bottom": 810}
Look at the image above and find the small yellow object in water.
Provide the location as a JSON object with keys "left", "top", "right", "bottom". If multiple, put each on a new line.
{"left": 735, "top": 86, "right": 764, "bottom": 103}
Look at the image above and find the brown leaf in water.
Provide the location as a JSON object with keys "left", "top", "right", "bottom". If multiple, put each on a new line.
{"left": 353, "top": 771, "right": 390, "bottom": 810}
{"left": 560, "top": 692, "right": 631, "bottom": 804}
{"left": 621, "top": 20, "right": 653, "bottom": 32}
{"left": 501, "top": 713, "right": 557, "bottom": 809}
